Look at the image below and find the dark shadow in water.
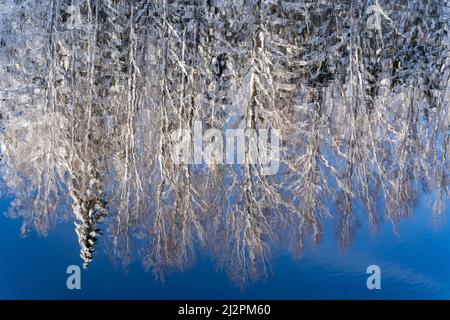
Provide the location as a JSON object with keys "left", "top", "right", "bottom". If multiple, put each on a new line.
{"left": 0, "top": 0, "right": 449, "bottom": 289}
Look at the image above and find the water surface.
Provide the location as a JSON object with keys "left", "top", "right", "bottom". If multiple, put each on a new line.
{"left": 0, "top": 0, "right": 449, "bottom": 299}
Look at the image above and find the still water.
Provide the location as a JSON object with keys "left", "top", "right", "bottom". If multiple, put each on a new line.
{"left": 1, "top": 195, "right": 450, "bottom": 299}
{"left": 0, "top": 1, "right": 449, "bottom": 299}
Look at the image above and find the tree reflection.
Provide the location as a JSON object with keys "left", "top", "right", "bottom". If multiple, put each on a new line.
{"left": 0, "top": 0, "right": 449, "bottom": 288}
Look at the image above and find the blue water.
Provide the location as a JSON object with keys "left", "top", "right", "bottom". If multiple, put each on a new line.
{"left": 1, "top": 0, "right": 448, "bottom": 300}
{"left": 1, "top": 194, "right": 449, "bottom": 299}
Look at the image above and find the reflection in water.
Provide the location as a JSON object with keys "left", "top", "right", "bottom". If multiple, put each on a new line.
{"left": 0, "top": 0, "right": 449, "bottom": 288}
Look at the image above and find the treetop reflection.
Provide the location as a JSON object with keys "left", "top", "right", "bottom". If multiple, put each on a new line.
{"left": 0, "top": 0, "right": 449, "bottom": 288}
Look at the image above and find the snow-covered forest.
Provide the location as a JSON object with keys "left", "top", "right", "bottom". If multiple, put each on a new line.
{"left": 0, "top": 0, "right": 449, "bottom": 287}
